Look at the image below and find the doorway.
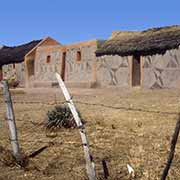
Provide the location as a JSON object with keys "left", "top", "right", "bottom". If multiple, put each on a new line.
{"left": 132, "top": 55, "right": 141, "bottom": 87}
{"left": 28, "top": 59, "right": 35, "bottom": 78}
{"left": 61, "top": 52, "right": 66, "bottom": 81}
{"left": 0, "top": 66, "right": 3, "bottom": 81}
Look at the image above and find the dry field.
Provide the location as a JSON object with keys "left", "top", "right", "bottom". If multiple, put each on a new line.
{"left": 0, "top": 87, "right": 180, "bottom": 180}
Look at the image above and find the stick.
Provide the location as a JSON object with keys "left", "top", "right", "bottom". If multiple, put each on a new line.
{"left": 56, "top": 73, "right": 96, "bottom": 180}
{"left": 2, "top": 80, "right": 22, "bottom": 164}
{"left": 161, "top": 114, "right": 180, "bottom": 180}
{"left": 102, "top": 159, "right": 109, "bottom": 179}
{"left": 28, "top": 146, "right": 48, "bottom": 158}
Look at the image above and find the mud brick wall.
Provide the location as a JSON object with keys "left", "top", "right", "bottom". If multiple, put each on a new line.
{"left": 2, "top": 63, "right": 25, "bottom": 86}
{"left": 15, "top": 63, "right": 25, "bottom": 86}
{"left": 65, "top": 45, "right": 96, "bottom": 82}
{"left": 3, "top": 64, "right": 15, "bottom": 79}
{"left": 142, "top": 46, "right": 180, "bottom": 89}
{"left": 34, "top": 45, "right": 62, "bottom": 82}
{"left": 96, "top": 55, "right": 131, "bottom": 87}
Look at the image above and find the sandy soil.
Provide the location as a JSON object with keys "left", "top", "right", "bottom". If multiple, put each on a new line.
{"left": 0, "top": 87, "right": 180, "bottom": 180}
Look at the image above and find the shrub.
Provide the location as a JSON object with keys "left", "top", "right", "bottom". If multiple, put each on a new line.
{"left": 7, "top": 76, "right": 19, "bottom": 88}
{"left": 45, "top": 105, "right": 80, "bottom": 130}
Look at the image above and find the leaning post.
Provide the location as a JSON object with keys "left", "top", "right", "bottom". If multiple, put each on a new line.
{"left": 2, "top": 80, "right": 22, "bottom": 164}
{"left": 55, "top": 73, "right": 96, "bottom": 180}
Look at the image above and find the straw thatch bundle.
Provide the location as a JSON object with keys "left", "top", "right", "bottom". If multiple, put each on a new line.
{"left": 0, "top": 40, "right": 41, "bottom": 66}
{"left": 96, "top": 25, "right": 180, "bottom": 57}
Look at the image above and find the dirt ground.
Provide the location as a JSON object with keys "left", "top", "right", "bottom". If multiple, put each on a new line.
{"left": 0, "top": 87, "right": 180, "bottom": 180}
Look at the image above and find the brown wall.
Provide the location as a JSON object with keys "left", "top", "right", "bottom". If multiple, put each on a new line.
{"left": 96, "top": 55, "right": 131, "bottom": 87}
{"left": 142, "top": 46, "right": 180, "bottom": 89}
{"left": 64, "top": 40, "right": 97, "bottom": 85}
{"left": 25, "top": 37, "right": 63, "bottom": 87}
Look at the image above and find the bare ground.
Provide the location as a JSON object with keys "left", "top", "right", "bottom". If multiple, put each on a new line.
{"left": 0, "top": 87, "right": 180, "bottom": 180}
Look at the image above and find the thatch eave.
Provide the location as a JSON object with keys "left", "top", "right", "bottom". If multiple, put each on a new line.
{"left": 0, "top": 40, "right": 42, "bottom": 66}
{"left": 96, "top": 25, "right": 180, "bottom": 57}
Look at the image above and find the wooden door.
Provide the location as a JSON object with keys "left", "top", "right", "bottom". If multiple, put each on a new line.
{"left": 132, "top": 55, "right": 141, "bottom": 87}
{"left": 61, "top": 52, "right": 66, "bottom": 81}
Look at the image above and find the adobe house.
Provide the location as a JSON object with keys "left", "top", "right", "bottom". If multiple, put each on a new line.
{"left": 0, "top": 37, "right": 63, "bottom": 87}
{"left": 25, "top": 37, "right": 62, "bottom": 87}
{"left": 0, "top": 37, "right": 98, "bottom": 88}
{"left": 25, "top": 39, "right": 98, "bottom": 88}
{"left": 96, "top": 25, "right": 180, "bottom": 89}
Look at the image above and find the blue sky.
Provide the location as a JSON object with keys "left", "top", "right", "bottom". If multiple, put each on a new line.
{"left": 0, "top": 0, "right": 180, "bottom": 46}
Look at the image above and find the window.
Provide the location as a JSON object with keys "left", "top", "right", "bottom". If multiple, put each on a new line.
{"left": 13, "top": 64, "right": 15, "bottom": 69}
{"left": 46, "top": 55, "right": 51, "bottom": 63}
{"left": 76, "top": 51, "right": 81, "bottom": 62}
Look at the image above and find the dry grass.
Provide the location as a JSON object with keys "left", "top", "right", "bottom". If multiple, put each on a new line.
{"left": 0, "top": 87, "right": 180, "bottom": 180}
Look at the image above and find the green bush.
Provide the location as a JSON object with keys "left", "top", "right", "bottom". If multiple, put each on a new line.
{"left": 7, "top": 76, "right": 19, "bottom": 88}
{"left": 45, "top": 105, "right": 80, "bottom": 130}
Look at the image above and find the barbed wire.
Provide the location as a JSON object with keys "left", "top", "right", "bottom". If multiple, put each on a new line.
{"left": 0, "top": 99, "right": 179, "bottom": 115}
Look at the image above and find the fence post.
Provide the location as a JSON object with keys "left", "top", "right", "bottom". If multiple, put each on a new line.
{"left": 161, "top": 114, "right": 180, "bottom": 180}
{"left": 56, "top": 73, "right": 96, "bottom": 180}
{"left": 2, "top": 80, "right": 22, "bottom": 164}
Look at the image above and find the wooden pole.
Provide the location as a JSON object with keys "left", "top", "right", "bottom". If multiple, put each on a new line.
{"left": 102, "top": 159, "right": 109, "bottom": 179}
{"left": 2, "top": 80, "right": 22, "bottom": 164}
{"left": 56, "top": 73, "right": 96, "bottom": 180}
{"left": 161, "top": 114, "right": 180, "bottom": 180}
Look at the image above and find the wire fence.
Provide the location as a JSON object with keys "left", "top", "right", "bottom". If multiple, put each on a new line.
{"left": 0, "top": 99, "right": 178, "bottom": 115}
{"left": 0, "top": 83, "right": 180, "bottom": 180}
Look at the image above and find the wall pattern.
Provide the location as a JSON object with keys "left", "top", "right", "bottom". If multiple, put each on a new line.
{"left": 3, "top": 63, "right": 25, "bottom": 86}
{"left": 32, "top": 46, "right": 62, "bottom": 82}
{"left": 142, "top": 46, "right": 180, "bottom": 89}
{"left": 15, "top": 63, "right": 25, "bottom": 86}
{"left": 3, "top": 64, "right": 15, "bottom": 79}
{"left": 96, "top": 55, "right": 131, "bottom": 87}
{"left": 65, "top": 45, "right": 96, "bottom": 83}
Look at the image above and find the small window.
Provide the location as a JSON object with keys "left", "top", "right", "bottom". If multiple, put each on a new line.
{"left": 76, "top": 51, "right": 81, "bottom": 62}
{"left": 13, "top": 64, "right": 15, "bottom": 69}
{"left": 46, "top": 55, "right": 51, "bottom": 63}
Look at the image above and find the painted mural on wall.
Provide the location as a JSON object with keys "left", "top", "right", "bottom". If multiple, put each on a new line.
{"left": 65, "top": 45, "right": 96, "bottom": 83}
{"left": 31, "top": 46, "right": 62, "bottom": 83}
{"left": 2, "top": 63, "right": 25, "bottom": 86}
{"left": 3, "top": 64, "right": 15, "bottom": 79}
{"left": 142, "top": 46, "right": 180, "bottom": 89}
{"left": 15, "top": 63, "right": 25, "bottom": 86}
{"left": 96, "top": 55, "right": 131, "bottom": 87}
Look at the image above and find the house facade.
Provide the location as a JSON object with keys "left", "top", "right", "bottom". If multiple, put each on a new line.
{"left": 0, "top": 37, "right": 98, "bottom": 88}
{"left": 25, "top": 38, "right": 97, "bottom": 88}
{"left": 25, "top": 37, "right": 62, "bottom": 87}
{"left": 64, "top": 40, "right": 97, "bottom": 87}
{"left": 1, "top": 25, "right": 180, "bottom": 89}
{"left": 96, "top": 26, "right": 180, "bottom": 89}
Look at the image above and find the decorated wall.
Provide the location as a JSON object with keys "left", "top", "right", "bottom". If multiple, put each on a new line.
{"left": 96, "top": 55, "right": 131, "bottom": 87}
{"left": 65, "top": 44, "right": 96, "bottom": 83}
{"left": 142, "top": 46, "right": 180, "bottom": 89}
{"left": 2, "top": 63, "right": 25, "bottom": 86}
{"left": 27, "top": 45, "right": 62, "bottom": 87}
{"left": 3, "top": 64, "right": 15, "bottom": 80}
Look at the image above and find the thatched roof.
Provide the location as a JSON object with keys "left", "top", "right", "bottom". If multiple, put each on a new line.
{"left": 96, "top": 25, "right": 180, "bottom": 57}
{"left": 0, "top": 40, "right": 41, "bottom": 66}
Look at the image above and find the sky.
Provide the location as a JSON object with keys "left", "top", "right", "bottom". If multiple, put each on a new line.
{"left": 0, "top": 0, "right": 180, "bottom": 46}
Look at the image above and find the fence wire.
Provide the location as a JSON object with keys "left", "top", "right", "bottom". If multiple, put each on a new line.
{"left": 0, "top": 99, "right": 178, "bottom": 115}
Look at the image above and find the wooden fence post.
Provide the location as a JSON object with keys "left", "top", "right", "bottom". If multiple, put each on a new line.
{"left": 161, "top": 114, "right": 180, "bottom": 180}
{"left": 2, "top": 80, "right": 22, "bottom": 164}
{"left": 102, "top": 159, "right": 109, "bottom": 179}
{"left": 56, "top": 73, "right": 96, "bottom": 180}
